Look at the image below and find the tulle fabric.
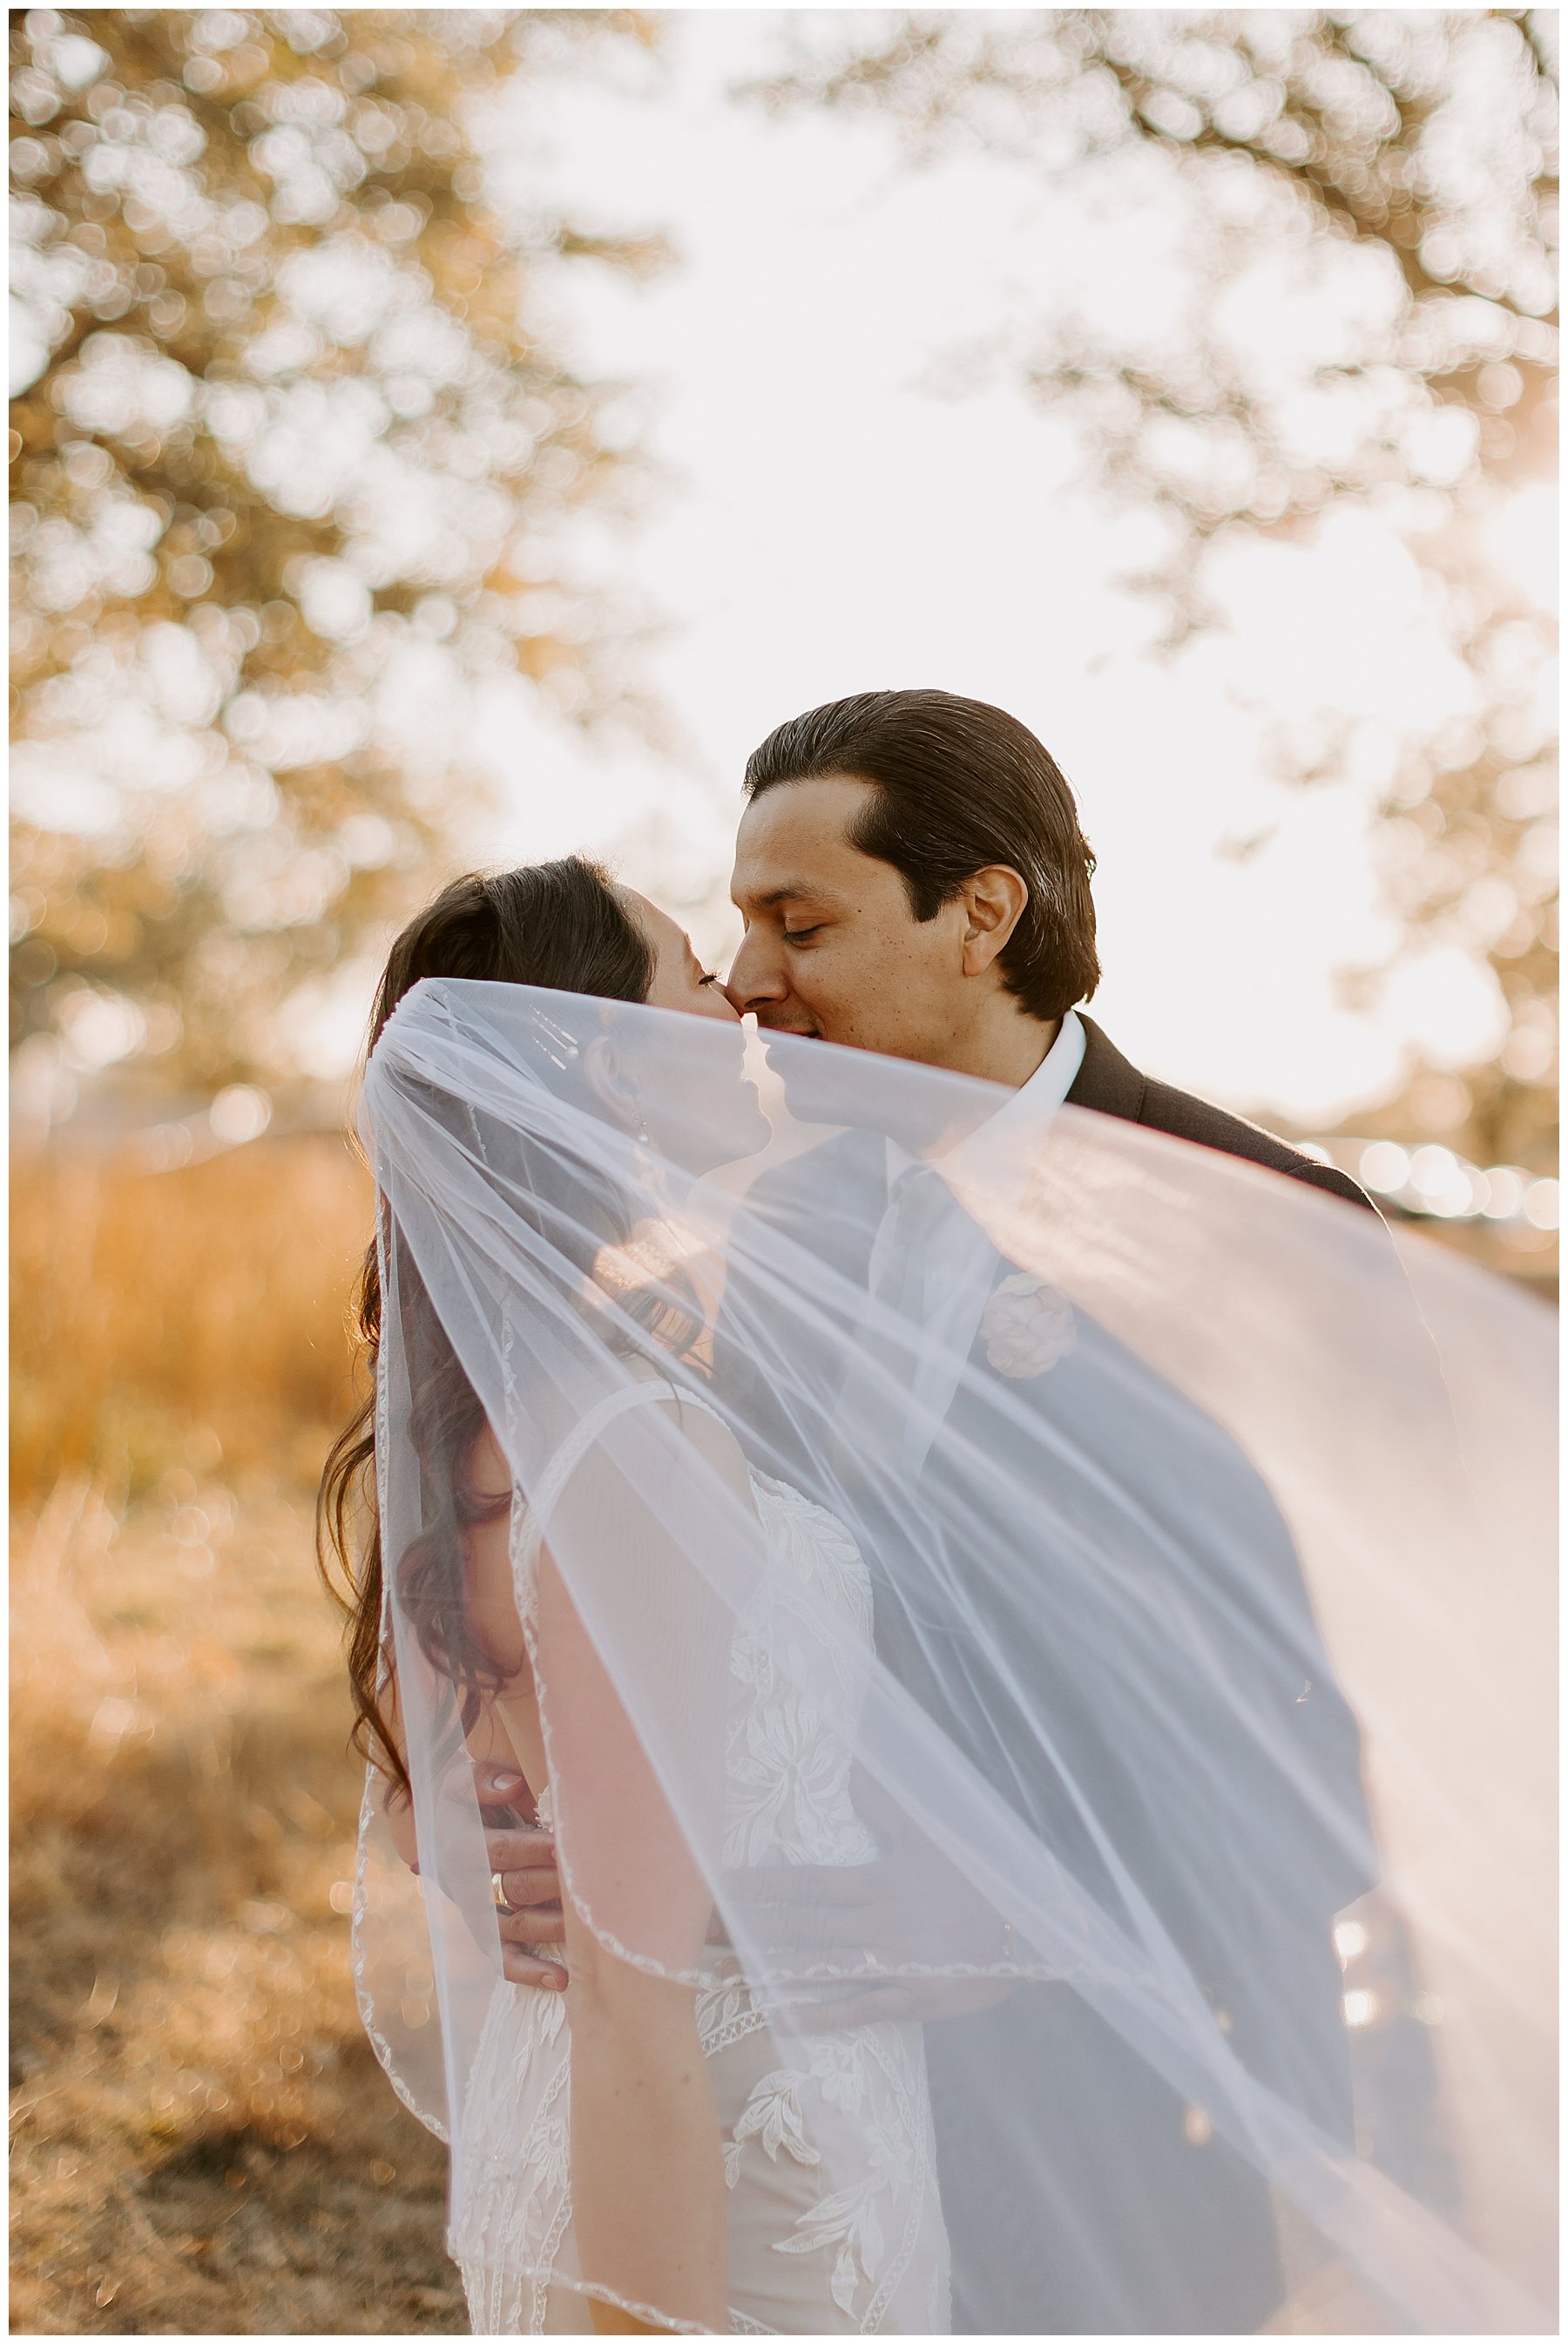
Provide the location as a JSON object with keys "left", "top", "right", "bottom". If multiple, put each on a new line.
{"left": 354, "top": 976, "right": 1554, "bottom": 2334}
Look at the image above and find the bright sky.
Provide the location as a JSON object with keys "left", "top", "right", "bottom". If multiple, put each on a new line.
{"left": 397, "top": 16, "right": 1544, "bottom": 1126}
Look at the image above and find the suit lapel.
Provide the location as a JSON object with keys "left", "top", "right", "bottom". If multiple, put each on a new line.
{"left": 1068, "top": 1014, "right": 1147, "bottom": 1127}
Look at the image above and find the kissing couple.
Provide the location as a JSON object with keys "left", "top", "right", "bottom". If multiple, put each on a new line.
{"left": 323, "top": 691, "right": 1554, "bottom": 2337}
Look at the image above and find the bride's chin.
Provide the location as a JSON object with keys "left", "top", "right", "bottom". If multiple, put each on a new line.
{"left": 643, "top": 1090, "right": 771, "bottom": 1176}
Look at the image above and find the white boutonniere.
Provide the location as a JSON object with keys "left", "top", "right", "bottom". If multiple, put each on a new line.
{"left": 980, "top": 1271, "right": 1075, "bottom": 1378}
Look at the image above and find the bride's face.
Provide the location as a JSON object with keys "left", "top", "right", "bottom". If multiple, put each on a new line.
{"left": 598, "top": 890, "right": 771, "bottom": 1169}
{"left": 618, "top": 891, "right": 738, "bottom": 1022}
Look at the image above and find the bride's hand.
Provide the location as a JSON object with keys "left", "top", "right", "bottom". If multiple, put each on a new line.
{"left": 470, "top": 1762, "right": 571, "bottom": 1990}
{"left": 485, "top": 1821, "right": 570, "bottom": 1990}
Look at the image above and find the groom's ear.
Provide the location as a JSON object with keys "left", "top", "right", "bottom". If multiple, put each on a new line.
{"left": 958, "top": 866, "right": 1030, "bottom": 978}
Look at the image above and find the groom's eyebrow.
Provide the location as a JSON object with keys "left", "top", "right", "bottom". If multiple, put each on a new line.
{"left": 745, "top": 883, "right": 821, "bottom": 911}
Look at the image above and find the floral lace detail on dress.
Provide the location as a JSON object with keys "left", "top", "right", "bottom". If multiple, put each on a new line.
{"left": 696, "top": 1965, "right": 769, "bottom": 2061}
{"left": 722, "top": 2021, "right": 939, "bottom": 2330}
{"left": 723, "top": 1473, "right": 879, "bottom": 1874}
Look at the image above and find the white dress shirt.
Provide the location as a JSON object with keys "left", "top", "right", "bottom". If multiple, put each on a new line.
{"left": 868, "top": 1009, "right": 1085, "bottom": 1470}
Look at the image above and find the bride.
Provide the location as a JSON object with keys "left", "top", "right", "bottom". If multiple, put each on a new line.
{"left": 323, "top": 857, "right": 1553, "bottom": 2338}
{"left": 321, "top": 856, "right": 951, "bottom": 2335}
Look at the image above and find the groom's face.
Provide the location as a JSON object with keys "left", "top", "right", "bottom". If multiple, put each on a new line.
{"left": 728, "top": 775, "right": 978, "bottom": 1060}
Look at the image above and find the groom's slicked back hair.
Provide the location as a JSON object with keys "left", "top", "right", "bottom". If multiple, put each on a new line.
{"left": 744, "top": 689, "right": 1099, "bottom": 1020}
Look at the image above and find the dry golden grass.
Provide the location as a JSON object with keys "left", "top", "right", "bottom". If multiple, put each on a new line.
{"left": 11, "top": 1135, "right": 373, "bottom": 1501}
{"left": 11, "top": 1138, "right": 462, "bottom": 2334}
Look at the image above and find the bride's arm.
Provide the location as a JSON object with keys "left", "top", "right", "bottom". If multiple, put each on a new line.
{"left": 533, "top": 1397, "right": 746, "bottom": 2336}
{"left": 360, "top": 1665, "right": 430, "bottom": 1881}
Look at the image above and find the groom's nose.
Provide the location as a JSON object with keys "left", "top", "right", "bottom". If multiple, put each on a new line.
{"left": 724, "top": 925, "right": 788, "bottom": 1016}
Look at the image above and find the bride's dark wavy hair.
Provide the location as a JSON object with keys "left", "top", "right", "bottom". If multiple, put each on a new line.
{"left": 315, "top": 856, "right": 700, "bottom": 1799}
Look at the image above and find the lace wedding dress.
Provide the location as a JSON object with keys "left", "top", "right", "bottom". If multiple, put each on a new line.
{"left": 449, "top": 1381, "right": 952, "bottom": 2337}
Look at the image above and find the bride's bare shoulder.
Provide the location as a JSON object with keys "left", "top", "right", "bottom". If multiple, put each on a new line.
{"left": 622, "top": 1355, "right": 754, "bottom": 1510}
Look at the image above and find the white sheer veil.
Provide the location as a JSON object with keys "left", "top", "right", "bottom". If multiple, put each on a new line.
{"left": 353, "top": 974, "right": 1554, "bottom": 2334}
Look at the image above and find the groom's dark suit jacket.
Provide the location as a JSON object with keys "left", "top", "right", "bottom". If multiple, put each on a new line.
{"left": 1070, "top": 1013, "right": 1373, "bottom": 1215}
{"left": 713, "top": 1018, "right": 1380, "bottom": 2336}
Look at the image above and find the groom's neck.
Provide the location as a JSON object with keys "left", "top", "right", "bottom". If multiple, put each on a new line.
{"left": 936, "top": 1005, "right": 1061, "bottom": 1092}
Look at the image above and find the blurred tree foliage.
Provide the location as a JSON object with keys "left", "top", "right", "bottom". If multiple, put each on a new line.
{"left": 756, "top": 10, "right": 1558, "bottom": 1169}
{"left": 10, "top": 7, "right": 664, "bottom": 1103}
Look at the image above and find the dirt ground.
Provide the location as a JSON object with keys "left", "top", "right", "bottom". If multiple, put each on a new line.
{"left": 10, "top": 1467, "right": 464, "bottom": 2335}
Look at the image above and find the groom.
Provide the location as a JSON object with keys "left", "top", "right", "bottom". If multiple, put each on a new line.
{"left": 718, "top": 690, "right": 1378, "bottom": 2334}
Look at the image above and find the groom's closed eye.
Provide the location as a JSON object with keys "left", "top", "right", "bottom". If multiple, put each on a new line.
{"left": 784, "top": 924, "right": 825, "bottom": 942}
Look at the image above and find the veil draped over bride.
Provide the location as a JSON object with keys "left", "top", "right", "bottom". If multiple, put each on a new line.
{"left": 353, "top": 975, "right": 1553, "bottom": 2335}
